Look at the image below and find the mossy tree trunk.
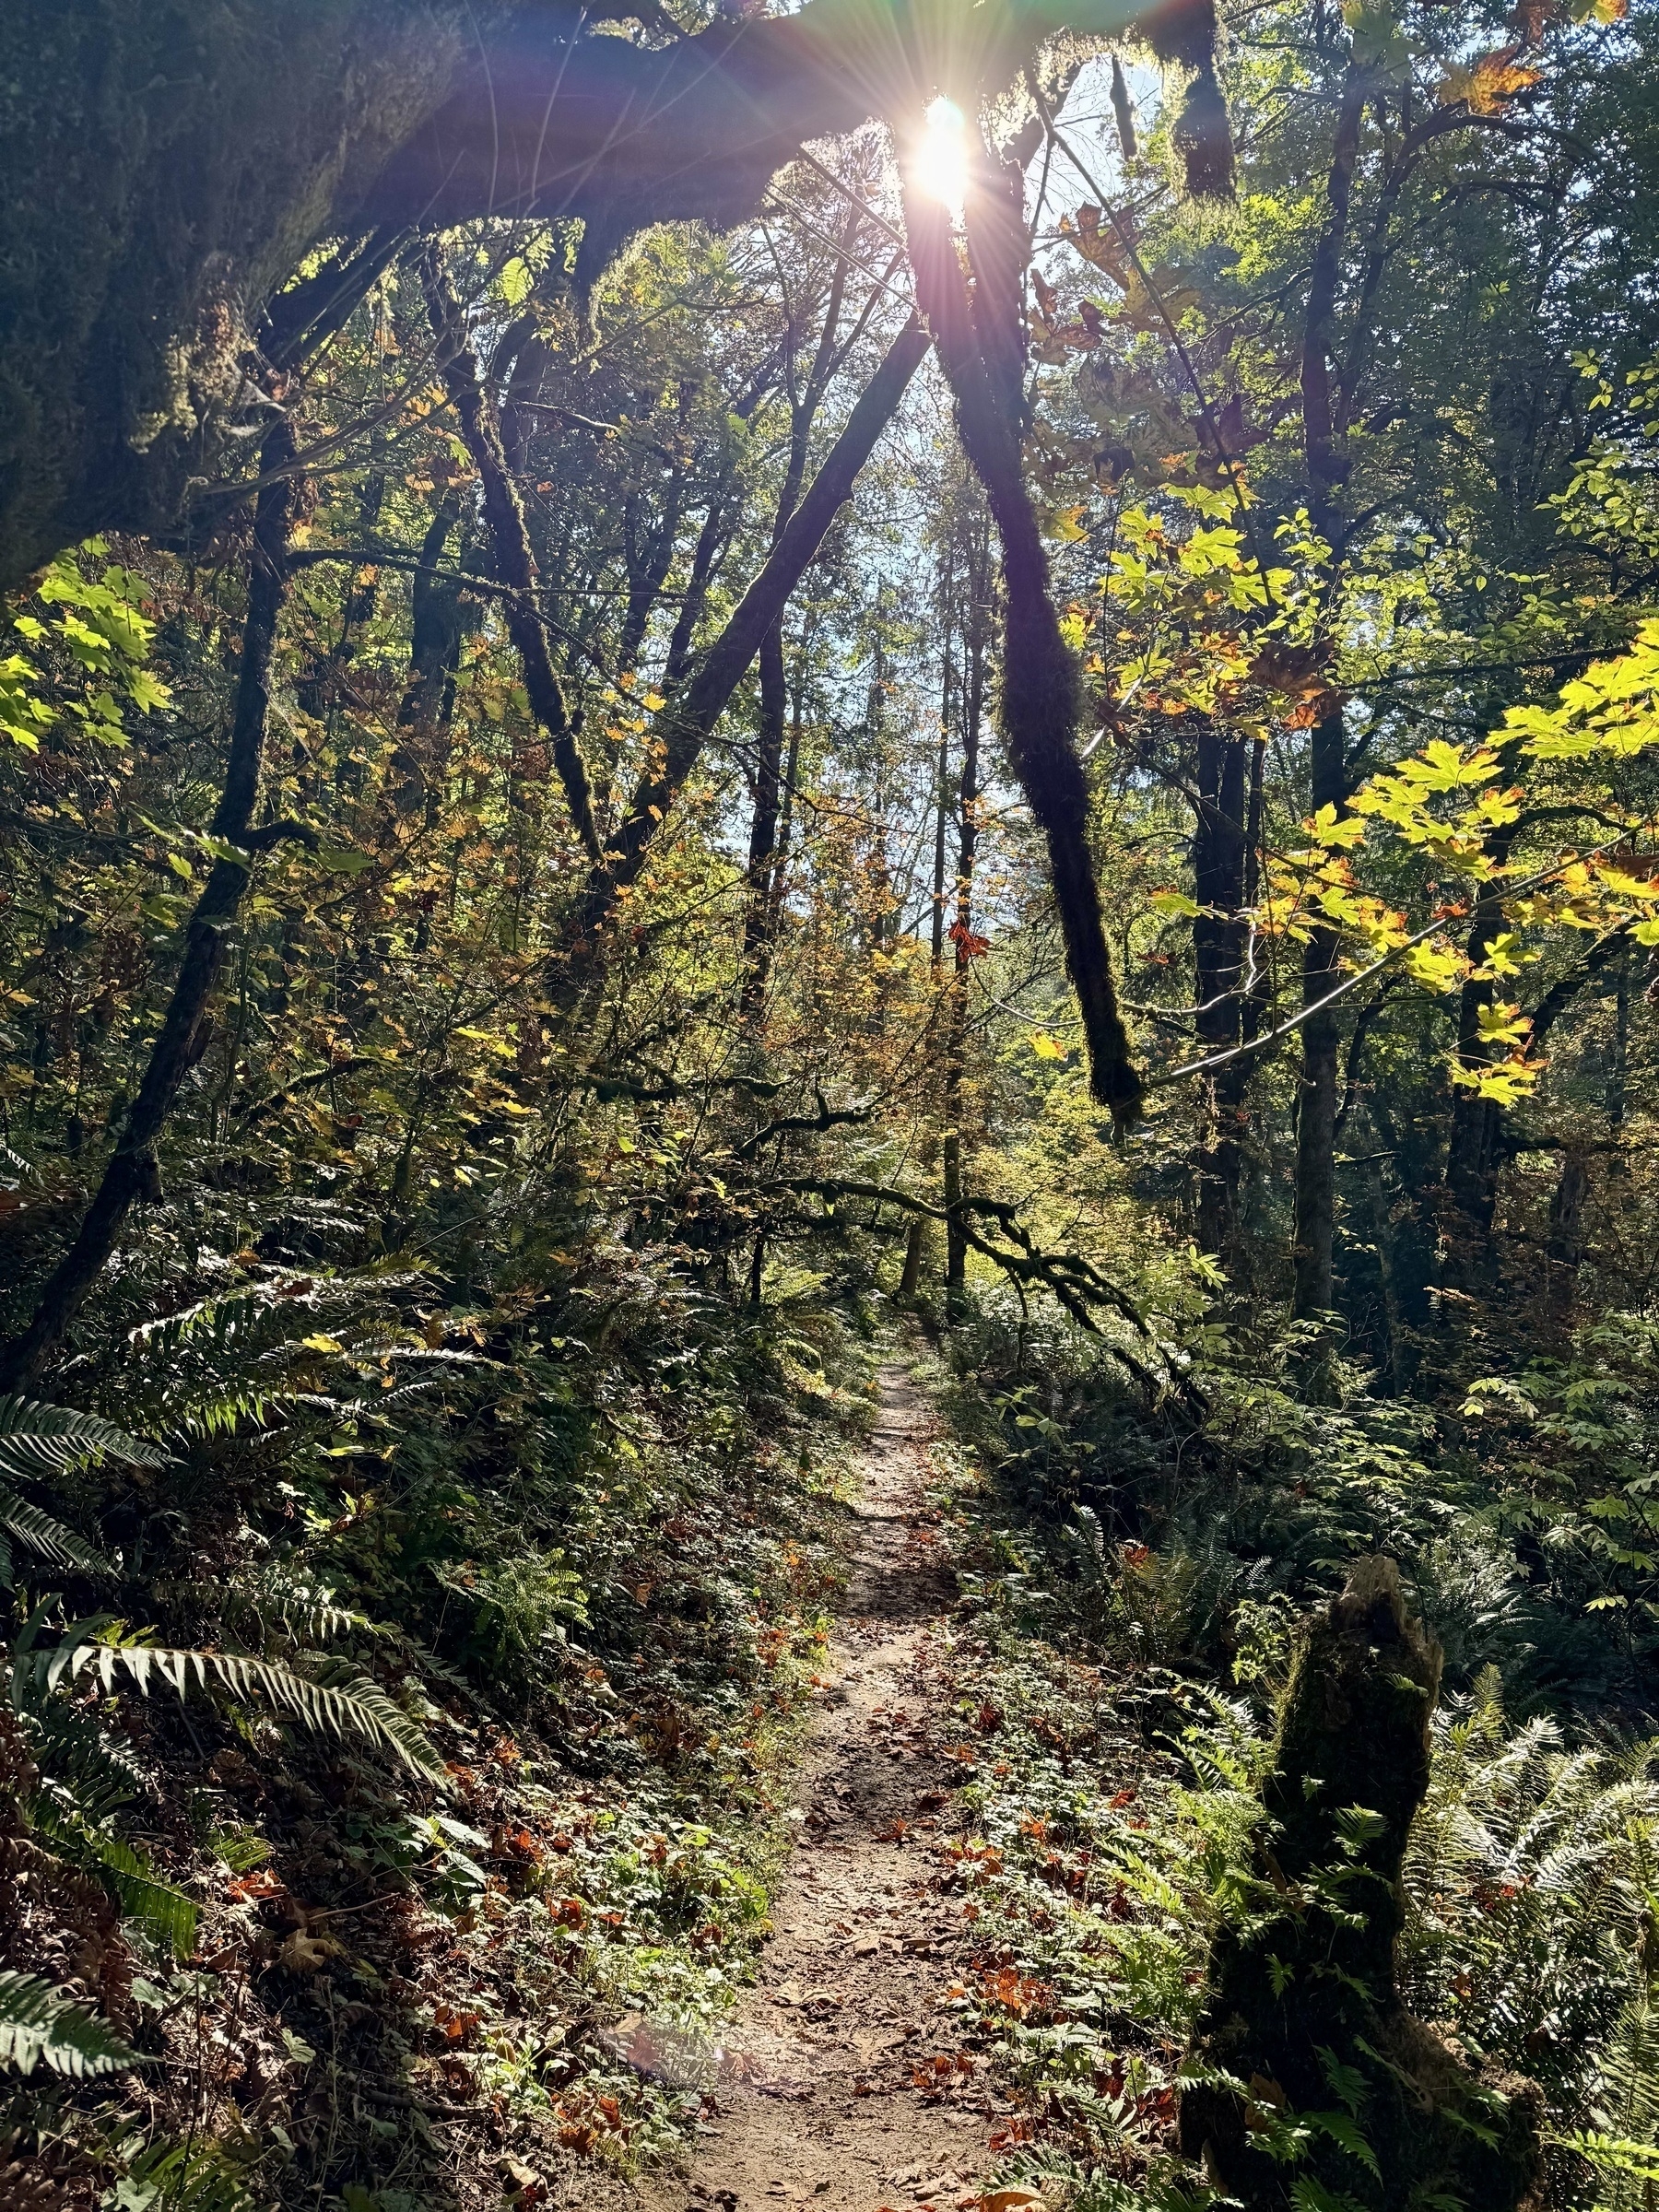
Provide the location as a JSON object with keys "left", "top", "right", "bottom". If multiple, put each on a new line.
{"left": 1180, "top": 1559, "right": 1545, "bottom": 2212}
{"left": 1, "top": 0, "right": 1219, "bottom": 594}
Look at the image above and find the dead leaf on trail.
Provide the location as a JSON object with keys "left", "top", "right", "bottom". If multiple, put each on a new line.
{"left": 500, "top": 2158, "right": 544, "bottom": 2205}
{"left": 977, "top": 2193, "right": 1045, "bottom": 2212}
{"left": 276, "top": 1929, "right": 335, "bottom": 1974}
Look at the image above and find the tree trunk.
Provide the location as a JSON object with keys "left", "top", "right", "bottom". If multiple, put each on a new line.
{"left": 1289, "top": 69, "right": 1367, "bottom": 1324}
{"left": 1181, "top": 1558, "right": 1544, "bottom": 2212}
{"left": 1545, "top": 1148, "right": 1591, "bottom": 1324}
{"left": 1193, "top": 724, "right": 1248, "bottom": 1263}
{"left": 663, "top": 493, "right": 729, "bottom": 694}
{"left": 1291, "top": 709, "right": 1347, "bottom": 1319}
{"left": 898, "top": 1216, "right": 924, "bottom": 1301}
{"left": 903, "top": 147, "right": 1141, "bottom": 1123}
{"left": 552, "top": 313, "right": 930, "bottom": 999}
{"left": 0, "top": 418, "right": 300, "bottom": 1388}
{"left": 3, "top": 0, "right": 1220, "bottom": 592}
{"left": 740, "top": 617, "right": 790, "bottom": 1012}
{"left": 742, "top": 229, "right": 860, "bottom": 1007}
{"left": 421, "top": 245, "right": 601, "bottom": 858}
{"left": 391, "top": 490, "right": 466, "bottom": 820}
{"left": 943, "top": 546, "right": 987, "bottom": 1309}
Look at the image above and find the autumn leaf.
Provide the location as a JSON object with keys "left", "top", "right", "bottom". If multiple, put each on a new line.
{"left": 1438, "top": 44, "right": 1544, "bottom": 113}
{"left": 1059, "top": 204, "right": 1129, "bottom": 289}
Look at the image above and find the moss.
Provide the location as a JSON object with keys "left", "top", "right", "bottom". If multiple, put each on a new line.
{"left": 1180, "top": 1558, "right": 1545, "bottom": 2212}
{"left": 0, "top": 1, "right": 474, "bottom": 591}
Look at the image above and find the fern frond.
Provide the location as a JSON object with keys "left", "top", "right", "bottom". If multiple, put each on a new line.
{"left": 0, "top": 1970, "right": 139, "bottom": 2076}
{"left": 112, "top": 2136, "right": 257, "bottom": 2212}
{"left": 1557, "top": 2129, "right": 1659, "bottom": 2181}
{"left": 0, "top": 1397, "right": 167, "bottom": 1479}
{"left": 218, "top": 1568, "right": 371, "bottom": 1650}
{"left": 0, "top": 1483, "right": 107, "bottom": 1574}
{"left": 16, "top": 1675, "right": 147, "bottom": 1813}
{"left": 28, "top": 1800, "right": 198, "bottom": 1956}
{"left": 11, "top": 1638, "right": 446, "bottom": 1784}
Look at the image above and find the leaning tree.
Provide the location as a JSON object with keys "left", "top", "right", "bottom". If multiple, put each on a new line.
{"left": 6, "top": 0, "right": 1230, "bottom": 1135}
{"left": 1, "top": 0, "right": 1228, "bottom": 593}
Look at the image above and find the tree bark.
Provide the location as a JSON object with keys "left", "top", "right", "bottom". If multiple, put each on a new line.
{"left": 743, "top": 225, "right": 866, "bottom": 1007}
{"left": 903, "top": 148, "right": 1142, "bottom": 1123}
{"left": 4, "top": 0, "right": 1213, "bottom": 593}
{"left": 1289, "top": 67, "right": 1367, "bottom": 1323}
{"left": 0, "top": 418, "right": 300, "bottom": 1388}
{"left": 1193, "top": 724, "right": 1248, "bottom": 1262}
{"left": 421, "top": 246, "right": 602, "bottom": 858}
{"left": 663, "top": 494, "right": 730, "bottom": 695}
{"left": 1181, "top": 1559, "right": 1544, "bottom": 2212}
{"left": 1291, "top": 705, "right": 1347, "bottom": 1320}
{"left": 945, "top": 522, "right": 990, "bottom": 1303}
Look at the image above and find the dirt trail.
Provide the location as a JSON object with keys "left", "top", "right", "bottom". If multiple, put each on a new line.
{"left": 637, "top": 1359, "right": 1005, "bottom": 2212}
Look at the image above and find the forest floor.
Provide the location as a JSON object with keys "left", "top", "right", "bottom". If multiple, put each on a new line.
{"left": 632, "top": 1357, "right": 1019, "bottom": 2212}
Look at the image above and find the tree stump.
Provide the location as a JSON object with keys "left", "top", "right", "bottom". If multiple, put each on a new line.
{"left": 1179, "top": 1557, "right": 1545, "bottom": 2212}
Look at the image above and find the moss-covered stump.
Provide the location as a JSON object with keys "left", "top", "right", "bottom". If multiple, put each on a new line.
{"left": 1179, "top": 1557, "right": 1544, "bottom": 2212}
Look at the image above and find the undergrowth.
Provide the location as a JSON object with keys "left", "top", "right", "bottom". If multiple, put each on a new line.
{"left": 0, "top": 1246, "right": 882, "bottom": 2212}
{"left": 917, "top": 1315, "right": 1659, "bottom": 2212}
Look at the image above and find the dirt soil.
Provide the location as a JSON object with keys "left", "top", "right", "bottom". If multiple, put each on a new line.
{"left": 633, "top": 1358, "right": 1015, "bottom": 2212}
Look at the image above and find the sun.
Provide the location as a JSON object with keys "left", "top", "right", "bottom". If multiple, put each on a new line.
{"left": 911, "top": 95, "right": 969, "bottom": 221}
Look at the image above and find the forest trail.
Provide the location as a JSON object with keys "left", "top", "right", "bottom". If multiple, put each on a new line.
{"left": 634, "top": 1358, "right": 1006, "bottom": 2212}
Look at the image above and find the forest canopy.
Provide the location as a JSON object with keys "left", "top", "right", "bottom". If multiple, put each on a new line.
{"left": 4, "top": 4, "right": 1659, "bottom": 2211}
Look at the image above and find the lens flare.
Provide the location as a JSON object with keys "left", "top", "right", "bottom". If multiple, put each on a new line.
{"left": 912, "top": 96, "right": 969, "bottom": 220}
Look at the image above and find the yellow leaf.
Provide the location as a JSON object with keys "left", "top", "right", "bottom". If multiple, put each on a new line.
{"left": 1438, "top": 47, "right": 1543, "bottom": 114}
{"left": 1030, "top": 1031, "right": 1069, "bottom": 1062}
{"left": 1401, "top": 941, "right": 1465, "bottom": 993}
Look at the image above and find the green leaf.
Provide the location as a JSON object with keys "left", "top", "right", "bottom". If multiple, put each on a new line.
{"left": 29, "top": 1802, "right": 198, "bottom": 1955}
{"left": 1556, "top": 2130, "right": 1659, "bottom": 2180}
{"left": 1308, "top": 2109, "right": 1381, "bottom": 2177}
{"left": 0, "top": 1971, "right": 140, "bottom": 2076}
{"left": 0, "top": 1397, "right": 169, "bottom": 1481}
{"left": 318, "top": 845, "right": 375, "bottom": 877}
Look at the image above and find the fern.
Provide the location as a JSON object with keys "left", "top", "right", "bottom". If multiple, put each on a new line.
{"left": 109, "top": 2136, "right": 257, "bottom": 2212}
{"left": 16, "top": 1668, "right": 147, "bottom": 1820}
{"left": 0, "top": 1396, "right": 168, "bottom": 1480}
{"left": 1558, "top": 2130, "right": 1659, "bottom": 2183}
{"left": 217, "top": 1563, "right": 371, "bottom": 1649}
{"left": 8, "top": 1631, "right": 447, "bottom": 1784}
{"left": 0, "top": 1971, "right": 139, "bottom": 2077}
{"left": 27, "top": 1798, "right": 198, "bottom": 1957}
{"left": 0, "top": 1396, "right": 163, "bottom": 1583}
{"left": 1583, "top": 1986, "right": 1659, "bottom": 2209}
{"left": 1402, "top": 1672, "right": 1659, "bottom": 2203}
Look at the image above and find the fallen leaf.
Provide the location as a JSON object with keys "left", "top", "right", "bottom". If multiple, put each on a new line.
{"left": 277, "top": 1930, "right": 334, "bottom": 1974}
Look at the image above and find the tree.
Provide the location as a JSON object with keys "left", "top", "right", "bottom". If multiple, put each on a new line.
{"left": 0, "top": 0, "right": 1227, "bottom": 594}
